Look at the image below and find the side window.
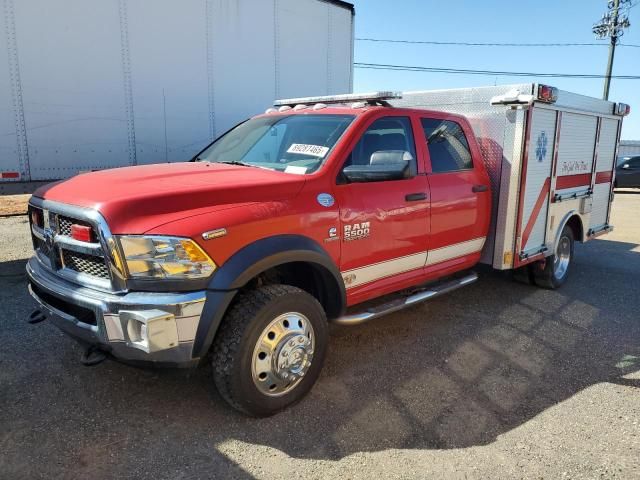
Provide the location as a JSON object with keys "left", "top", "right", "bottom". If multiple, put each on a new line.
{"left": 421, "top": 118, "right": 473, "bottom": 173}
{"left": 344, "top": 116, "right": 417, "bottom": 176}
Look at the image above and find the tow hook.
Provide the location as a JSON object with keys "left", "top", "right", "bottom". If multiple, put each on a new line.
{"left": 81, "top": 345, "right": 108, "bottom": 367}
{"left": 28, "top": 309, "right": 47, "bottom": 324}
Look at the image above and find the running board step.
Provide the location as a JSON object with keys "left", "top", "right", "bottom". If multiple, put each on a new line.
{"left": 333, "top": 272, "right": 479, "bottom": 326}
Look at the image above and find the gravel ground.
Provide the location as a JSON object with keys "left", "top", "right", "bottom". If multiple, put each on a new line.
{"left": 1, "top": 193, "right": 639, "bottom": 479}
{"left": 0, "top": 194, "right": 30, "bottom": 216}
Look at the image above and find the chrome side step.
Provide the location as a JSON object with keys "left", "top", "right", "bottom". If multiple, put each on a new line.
{"left": 333, "top": 272, "right": 479, "bottom": 326}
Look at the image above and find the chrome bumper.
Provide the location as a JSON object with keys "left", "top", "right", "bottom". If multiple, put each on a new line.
{"left": 26, "top": 256, "right": 205, "bottom": 367}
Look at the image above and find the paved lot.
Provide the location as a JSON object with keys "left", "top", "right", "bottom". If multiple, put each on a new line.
{"left": 1, "top": 192, "right": 639, "bottom": 479}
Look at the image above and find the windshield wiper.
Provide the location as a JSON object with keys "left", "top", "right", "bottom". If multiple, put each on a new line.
{"left": 215, "top": 160, "right": 275, "bottom": 171}
{"left": 216, "top": 160, "right": 254, "bottom": 167}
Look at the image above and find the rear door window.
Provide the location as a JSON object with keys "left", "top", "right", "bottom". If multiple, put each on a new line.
{"left": 421, "top": 118, "right": 473, "bottom": 173}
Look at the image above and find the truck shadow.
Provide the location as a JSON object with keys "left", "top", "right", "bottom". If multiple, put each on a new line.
{"left": 2, "top": 237, "right": 639, "bottom": 475}
{"left": 0, "top": 259, "right": 28, "bottom": 283}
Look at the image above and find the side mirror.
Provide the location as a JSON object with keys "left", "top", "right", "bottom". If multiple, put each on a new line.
{"left": 621, "top": 163, "right": 630, "bottom": 169}
{"left": 342, "top": 151, "right": 413, "bottom": 183}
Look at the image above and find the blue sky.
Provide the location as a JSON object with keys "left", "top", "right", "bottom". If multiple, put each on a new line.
{"left": 351, "top": 0, "right": 639, "bottom": 139}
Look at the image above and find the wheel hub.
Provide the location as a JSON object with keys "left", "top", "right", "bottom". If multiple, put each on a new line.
{"left": 553, "top": 234, "right": 571, "bottom": 279}
{"left": 251, "top": 313, "right": 315, "bottom": 396}
{"left": 276, "top": 334, "right": 312, "bottom": 377}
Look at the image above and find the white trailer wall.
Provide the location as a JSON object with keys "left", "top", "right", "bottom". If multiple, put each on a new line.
{"left": 0, "top": 0, "right": 354, "bottom": 182}
{"left": 619, "top": 140, "right": 640, "bottom": 158}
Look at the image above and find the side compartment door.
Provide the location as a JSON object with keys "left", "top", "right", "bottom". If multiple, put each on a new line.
{"left": 590, "top": 117, "right": 621, "bottom": 231}
{"left": 516, "top": 107, "right": 557, "bottom": 260}
{"left": 333, "top": 114, "right": 430, "bottom": 304}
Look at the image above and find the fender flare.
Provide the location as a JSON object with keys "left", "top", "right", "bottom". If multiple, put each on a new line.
{"left": 554, "top": 211, "right": 585, "bottom": 253}
{"left": 192, "top": 235, "right": 345, "bottom": 358}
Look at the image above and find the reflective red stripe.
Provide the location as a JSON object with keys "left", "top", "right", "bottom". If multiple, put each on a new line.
{"left": 521, "top": 177, "right": 551, "bottom": 250}
{"left": 0, "top": 172, "right": 20, "bottom": 179}
{"left": 555, "top": 173, "right": 591, "bottom": 190}
{"left": 595, "top": 171, "right": 613, "bottom": 184}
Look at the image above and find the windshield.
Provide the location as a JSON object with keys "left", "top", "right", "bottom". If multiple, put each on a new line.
{"left": 196, "top": 114, "right": 354, "bottom": 174}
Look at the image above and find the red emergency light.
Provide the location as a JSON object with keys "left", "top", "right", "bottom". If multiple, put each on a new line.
{"left": 71, "top": 224, "right": 93, "bottom": 243}
{"left": 537, "top": 84, "right": 558, "bottom": 103}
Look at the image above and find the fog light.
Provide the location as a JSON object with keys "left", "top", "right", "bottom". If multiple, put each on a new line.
{"left": 119, "top": 309, "right": 179, "bottom": 353}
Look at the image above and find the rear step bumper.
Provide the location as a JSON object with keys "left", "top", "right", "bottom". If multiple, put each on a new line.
{"left": 333, "top": 272, "right": 478, "bottom": 326}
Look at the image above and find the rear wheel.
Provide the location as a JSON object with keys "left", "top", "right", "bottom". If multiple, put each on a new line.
{"left": 211, "top": 284, "right": 328, "bottom": 416}
{"left": 532, "top": 225, "right": 574, "bottom": 289}
{"left": 512, "top": 264, "right": 534, "bottom": 285}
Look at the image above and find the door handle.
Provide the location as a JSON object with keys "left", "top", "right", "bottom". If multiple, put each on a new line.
{"left": 472, "top": 184, "right": 489, "bottom": 193}
{"left": 405, "top": 192, "right": 427, "bottom": 202}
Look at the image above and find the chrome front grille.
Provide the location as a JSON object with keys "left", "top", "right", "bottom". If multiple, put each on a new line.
{"left": 34, "top": 237, "right": 51, "bottom": 258}
{"left": 61, "top": 250, "right": 111, "bottom": 279}
{"left": 57, "top": 216, "right": 73, "bottom": 236}
{"left": 29, "top": 204, "right": 113, "bottom": 288}
{"left": 57, "top": 215, "right": 93, "bottom": 237}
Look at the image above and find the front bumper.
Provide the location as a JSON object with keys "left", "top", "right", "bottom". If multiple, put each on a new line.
{"left": 26, "top": 256, "right": 206, "bottom": 367}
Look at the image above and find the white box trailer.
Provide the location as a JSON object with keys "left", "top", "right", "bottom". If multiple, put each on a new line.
{"left": 0, "top": 0, "right": 354, "bottom": 187}
{"left": 619, "top": 140, "right": 640, "bottom": 159}
{"left": 392, "top": 84, "right": 628, "bottom": 270}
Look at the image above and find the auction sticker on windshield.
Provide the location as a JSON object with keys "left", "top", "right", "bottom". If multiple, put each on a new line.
{"left": 287, "top": 144, "right": 329, "bottom": 157}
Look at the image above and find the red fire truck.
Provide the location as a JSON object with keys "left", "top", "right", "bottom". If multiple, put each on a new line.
{"left": 26, "top": 85, "right": 629, "bottom": 415}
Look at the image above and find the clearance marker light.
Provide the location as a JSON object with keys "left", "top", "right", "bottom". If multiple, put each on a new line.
{"left": 71, "top": 224, "right": 93, "bottom": 243}
{"left": 615, "top": 103, "right": 631, "bottom": 116}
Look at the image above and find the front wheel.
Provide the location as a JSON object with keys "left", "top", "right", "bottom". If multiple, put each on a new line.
{"left": 211, "top": 284, "right": 328, "bottom": 416}
{"left": 532, "top": 225, "right": 574, "bottom": 289}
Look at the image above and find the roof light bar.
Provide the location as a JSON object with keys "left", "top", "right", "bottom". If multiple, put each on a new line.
{"left": 273, "top": 91, "right": 402, "bottom": 107}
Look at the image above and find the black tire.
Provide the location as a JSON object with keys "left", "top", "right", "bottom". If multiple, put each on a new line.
{"left": 512, "top": 264, "right": 534, "bottom": 285}
{"left": 211, "top": 284, "right": 328, "bottom": 417}
{"left": 532, "top": 225, "right": 574, "bottom": 289}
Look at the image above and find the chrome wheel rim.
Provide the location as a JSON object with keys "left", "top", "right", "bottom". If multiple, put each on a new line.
{"left": 553, "top": 235, "right": 571, "bottom": 280}
{"left": 251, "top": 312, "right": 315, "bottom": 397}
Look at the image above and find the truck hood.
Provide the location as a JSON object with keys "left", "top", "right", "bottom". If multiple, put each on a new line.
{"left": 34, "top": 162, "right": 306, "bottom": 233}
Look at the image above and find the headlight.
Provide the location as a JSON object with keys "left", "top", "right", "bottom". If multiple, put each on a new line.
{"left": 116, "top": 236, "right": 216, "bottom": 280}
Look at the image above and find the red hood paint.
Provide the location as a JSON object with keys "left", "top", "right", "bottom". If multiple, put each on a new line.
{"left": 34, "top": 162, "right": 306, "bottom": 233}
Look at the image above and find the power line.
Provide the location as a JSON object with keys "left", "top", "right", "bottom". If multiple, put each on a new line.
{"left": 355, "top": 37, "right": 640, "bottom": 48}
{"left": 354, "top": 62, "right": 640, "bottom": 79}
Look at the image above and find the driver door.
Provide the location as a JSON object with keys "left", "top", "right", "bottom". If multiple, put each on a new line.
{"left": 333, "top": 114, "right": 430, "bottom": 304}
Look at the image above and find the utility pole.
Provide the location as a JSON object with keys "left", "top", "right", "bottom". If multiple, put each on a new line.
{"left": 593, "top": 0, "right": 631, "bottom": 100}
